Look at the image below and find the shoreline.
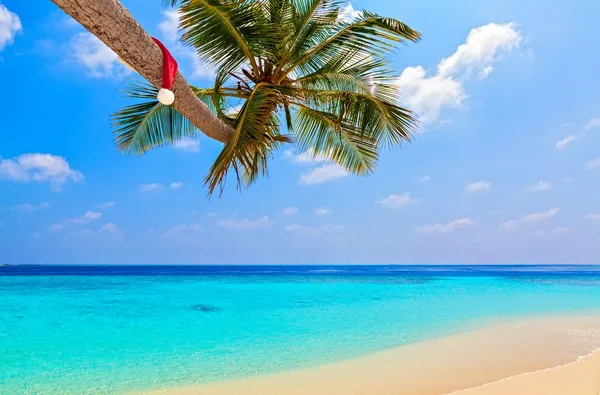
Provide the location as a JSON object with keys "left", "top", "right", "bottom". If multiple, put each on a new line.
{"left": 448, "top": 345, "right": 600, "bottom": 395}
{"left": 138, "top": 314, "right": 600, "bottom": 395}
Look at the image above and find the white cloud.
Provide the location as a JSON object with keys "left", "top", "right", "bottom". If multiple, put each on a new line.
{"left": 338, "top": 3, "right": 361, "bottom": 23}
{"left": 49, "top": 211, "right": 102, "bottom": 231}
{"left": 170, "top": 182, "right": 183, "bottom": 189}
{"left": 281, "top": 207, "right": 298, "bottom": 215}
{"left": 284, "top": 148, "right": 331, "bottom": 164}
{"left": 437, "top": 23, "right": 523, "bottom": 79}
{"left": 398, "top": 23, "right": 523, "bottom": 125}
{"left": 524, "top": 181, "right": 552, "bottom": 192}
{"left": 158, "top": 9, "right": 180, "bottom": 41}
{"left": 533, "top": 227, "right": 571, "bottom": 237}
{"left": 13, "top": 203, "right": 50, "bottom": 212}
{"left": 522, "top": 207, "right": 560, "bottom": 223}
{"left": 0, "top": 4, "right": 22, "bottom": 51}
{"left": 0, "top": 153, "right": 83, "bottom": 190}
{"left": 397, "top": 66, "right": 466, "bottom": 125}
{"left": 478, "top": 65, "right": 494, "bottom": 79}
{"left": 584, "top": 213, "right": 600, "bottom": 222}
{"left": 420, "top": 175, "right": 430, "bottom": 182}
{"left": 550, "top": 227, "right": 570, "bottom": 235}
{"left": 586, "top": 158, "right": 600, "bottom": 170}
{"left": 501, "top": 220, "right": 520, "bottom": 231}
{"left": 465, "top": 180, "right": 491, "bottom": 193}
{"left": 416, "top": 218, "right": 475, "bottom": 234}
{"left": 585, "top": 117, "right": 600, "bottom": 131}
{"left": 161, "top": 223, "right": 203, "bottom": 241}
{"left": 299, "top": 164, "right": 348, "bottom": 185}
{"left": 173, "top": 138, "right": 200, "bottom": 152}
{"left": 98, "top": 201, "right": 116, "bottom": 210}
{"left": 70, "top": 32, "right": 130, "bottom": 78}
{"left": 314, "top": 208, "right": 331, "bottom": 216}
{"left": 99, "top": 223, "right": 121, "bottom": 233}
{"left": 140, "top": 183, "right": 164, "bottom": 192}
{"left": 501, "top": 207, "right": 560, "bottom": 231}
{"left": 285, "top": 223, "right": 346, "bottom": 234}
{"left": 555, "top": 135, "right": 576, "bottom": 150}
{"left": 217, "top": 216, "right": 273, "bottom": 230}
{"left": 377, "top": 193, "right": 418, "bottom": 209}
{"left": 285, "top": 149, "right": 347, "bottom": 185}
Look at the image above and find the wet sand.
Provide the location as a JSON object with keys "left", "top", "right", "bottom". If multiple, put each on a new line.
{"left": 139, "top": 315, "right": 600, "bottom": 395}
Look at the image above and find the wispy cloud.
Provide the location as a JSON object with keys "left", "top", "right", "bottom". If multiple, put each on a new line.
{"left": 524, "top": 181, "right": 552, "bottom": 192}
{"left": 555, "top": 135, "right": 576, "bottom": 150}
{"left": 314, "top": 208, "right": 331, "bottom": 216}
{"left": 0, "top": 153, "right": 83, "bottom": 191}
{"left": 13, "top": 203, "right": 50, "bottom": 212}
{"left": 217, "top": 216, "right": 273, "bottom": 230}
{"left": 70, "top": 32, "right": 131, "bottom": 78}
{"left": 584, "top": 213, "right": 600, "bottom": 222}
{"left": 533, "top": 227, "right": 571, "bottom": 237}
{"left": 97, "top": 201, "right": 116, "bottom": 210}
{"left": 49, "top": 211, "right": 102, "bottom": 231}
{"left": 281, "top": 207, "right": 298, "bottom": 215}
{"left": 99, "top": 223, "right": 121, "bottom": 233}
{"left": 172, "top": 138, "right": 200, "bottom": 153}
{"left": 501, "top": 207, "right": 560, "bottom": 231}
{"left": 416, "top": 218, "right": 475, "bottom": 234}
{"left": 161, "top": 223, "right": 203, "bottom": 241}
{"left": 299, "top": 164, "right": 348, "bottom": 185}
{"left": 465, "top": 180, "right": 492, "bottom": 193}
{"left": 585, "top": 117, "right": 600, "bottom": 131}
{"left": 337, "top": 3, "right": 361, "bottom": 23}
{"left": 377, "top": 193, "right": 418, "bottom": 209}
{"left": 0, "top": 4, "right": 22, "bottom": 51}
{"left": 283, "top": 148, "right": 331, "bottom": 164}
{"left": 586, "top": 158, "right": 600, "bottom": 170}
{"left": 285, "top": 223, "right": 345, "bottom": 234}
{"left": 170, "top": 182, "right": 183, "bottom": 189}
{"left": 140, "top": 183, "right": 164, "bottom": 192}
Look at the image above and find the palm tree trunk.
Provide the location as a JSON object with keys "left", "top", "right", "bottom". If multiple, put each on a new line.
{"left": 51, "top": 0, "right": 234, "bottom": 144}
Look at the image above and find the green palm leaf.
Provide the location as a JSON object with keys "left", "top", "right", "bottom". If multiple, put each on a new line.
{"left": 283, "top": 11, "right": 421, "bottom": 78}
{"left": 204, "top": 83, "right": 292, "bottom": 195}
{"left": 118, "top": 0, "right": 422, "bottom": 196}
{"left": 176, "top": 0, "right": 274, "bottom": 76}
{"left": 293, "top": 104, "right": 378, "bottom": 175}
{"left": 111, "top": 80, "right": 198, "bottom": 155}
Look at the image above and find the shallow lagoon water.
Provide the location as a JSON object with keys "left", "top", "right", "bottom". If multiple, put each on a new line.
{"left": 2, "top": 265, "right": 600, "bottom": 394}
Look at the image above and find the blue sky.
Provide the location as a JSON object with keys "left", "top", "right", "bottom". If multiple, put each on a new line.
{"left": 1, "top": 0, "right": 599, "bottom": 264}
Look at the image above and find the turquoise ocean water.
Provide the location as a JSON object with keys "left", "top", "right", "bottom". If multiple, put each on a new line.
{"left": 2, "top": 265, "right": 600, "bottom": 394}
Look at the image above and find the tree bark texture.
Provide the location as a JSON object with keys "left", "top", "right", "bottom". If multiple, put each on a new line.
{"left": 51, "top": 0, "right": 234, "bottom": 143}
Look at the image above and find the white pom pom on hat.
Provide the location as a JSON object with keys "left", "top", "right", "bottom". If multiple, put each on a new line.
{"left": 152, "top": 37, "right": 178, "bottom": 106}
{"left": 157, "top": 88, "right": 175, "bottom": 106}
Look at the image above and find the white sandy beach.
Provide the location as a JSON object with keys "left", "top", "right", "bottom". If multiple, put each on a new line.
{"left": 139, "top": 315, "right": 600, "bottom": 395}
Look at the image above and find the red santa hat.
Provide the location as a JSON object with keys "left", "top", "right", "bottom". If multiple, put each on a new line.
{"left": 152, "top": 37, "right": 178, "bottom": 106}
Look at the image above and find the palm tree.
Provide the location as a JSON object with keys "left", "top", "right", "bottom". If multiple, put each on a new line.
{"left": 53, "top": 0, "right": 421, "bottom": 195}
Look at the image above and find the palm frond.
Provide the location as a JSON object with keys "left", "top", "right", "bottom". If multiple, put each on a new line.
{"left": 177, "top": 0, "right": 275, "bottom": 76}
{"left": 282, "top": 11, "right": 420, "bottom": 78}
{"left": 273, "top": 0, "right": 340, "bottom": 76}
{"left": 293, "top": 104, "right": 378, "bottom": 175}
{"left": 204, "top": 83, "right": 292, "bottom": 196}
{"left": 111, "top": 80, "right": 198, "bottom": 155}
{"left": 289, "top": 85, "right": 416, "bottom": 149}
